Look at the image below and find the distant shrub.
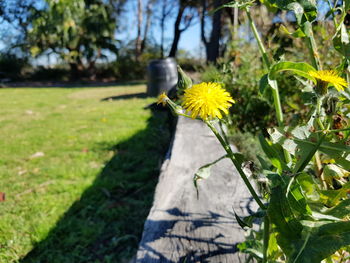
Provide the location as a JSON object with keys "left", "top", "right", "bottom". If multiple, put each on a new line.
{"left": 176, "top": 50, "right": 204, "bottom": 72}
{"left": 0, "top": 53, "right": 29, "bottom": 80}
{"left": 30, "top": 66, "right": 70, "bottom": 81}
{"left": 113, "top": 43, "right": 160, "bottom": 80}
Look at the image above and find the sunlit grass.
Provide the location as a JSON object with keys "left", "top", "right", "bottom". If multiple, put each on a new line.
{"left": 0, "top": 85, "right": 171, "bottom": 262}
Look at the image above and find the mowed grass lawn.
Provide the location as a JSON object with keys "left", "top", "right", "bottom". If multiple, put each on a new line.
{"left": 0, "top": 85, "right": 171, "bottom": 262}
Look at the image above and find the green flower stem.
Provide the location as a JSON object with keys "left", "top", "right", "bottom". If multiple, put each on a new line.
{"left": 206, "top": 120, "right": 266, "bottom": 210}
{"left": 306, "top": 34, "right": 321, "bottom": 70}
{"left": 303, "top": 22, "right": 321, "bottom": 70}
{"left": 316, "top": 97, "right": 325, "bottom": 130}
{"left": 262, "top": 216, "right": 270, "bottom": 263}
{"left": 315, "top": 97, "right": 326, "bottom": 188}
{"left": 245, "top": 7, "right": 271, "bottom": 68}
{"left": 271, "top": 82, "right": 284, "bottom": 127}
{"left": 327, "top": 0, "right": 338, "bottom": 27}
{"left": 245, "top": 7, "right": 292, "bottom": 164}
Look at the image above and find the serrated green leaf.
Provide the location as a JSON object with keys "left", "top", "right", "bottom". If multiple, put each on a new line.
{"left": 289, "top": 221, "right": 350, "bottom": 263}
{"left": 293, "top": 134, "right": 324, "bottom": 174}
{"left": 296, "top": 173, "right": 320, "bottom": 201}
{"left": 235, "top": 212, "right": 253, "bottom": 228}
{"left": 268, "top": 0, "right": 317, "bottom": 22}
{"left": 259, "top": 74, "right": 269, "bottom": 94}
{"left": 260, "top": 0, "right": 279, "bottom": 12}
{"left": 267, "top": 174, "right": 303, "bottom": 255}
{"left": 257, "top": 155, "right": 271, "bottom": 170}
{"left": 210, "top": 0, "right": 255, "bottom": 14}
{"left": 235, "top": 210, "right": 267, "bottom": 229}
{"left": 258, "top": 134, "right": 289, "bottom": 173}
{"left": 345, "top": 0, "right": 350, "bottom": 12}
{"left": 333, "top": 23, "right": 350, "bottom": 57}
{"left": 323, "top": 199, "right": 350, "bottom": 219}
{"left": 269, "top": 61, "right": 316, "bottom": 82}
{"left": 280, "top": 25, "right": 306, "bottom": 38}
{"left": 193, "top": 154, "right": 228, "bottom": 197}
{"left": 286, "top": 2, "right": 304, "bottom": 24}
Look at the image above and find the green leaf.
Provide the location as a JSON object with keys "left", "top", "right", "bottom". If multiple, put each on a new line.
{"left": 286, "top": 2, "right": 304, "bottom": 24}
{"left": 269, "top": 61, "right": 316, "bottom": 82}
{"left": 259, "top": 74, "right": 269, "bottom": 94}
{"left": 193, "top": 155, "right": 228, "bottom": 197}
{"left": 333, "top": 23, "right": 350, "bottom": 57}
{"left": 319, "top": 182, "right": 350, "bottom": 207}
{"left": 345, "top": 0, "right": 350, "bottom": 12}
{"left": 323, "top": 199, "right": 350, "bottom": 219}
{"left": 267, "top": 174, "right": 303, "bottom": 255}
{"left": 289, "top": 221, "right": 350, "bottom": 263}
{"left": 260, "top": 0, "right": 279, "bottom": 12}
{"left": 235, "top": 210, "right": 266, "bottom": 229}
{"left": 267, "top": 232, "right": 281, "bottom": 259}
{"left": 258, "top": 134, "right": 289, "bottom": 173}
{"left": 293, "top": 134, "right": 325, "bottom": 174}
{"left": 268, "top": 0, "right": 317, "bottom": 22}
{"left": 257, "top": 155, "right": 271, "bottom": 170}
{"left": 269, "top": 125, "right": 350, "bottom": 171}
{"left": 210, "top": 0, "right": 255, "bottom": 14}
{"left": 268, "top": 77, "right": 279, "bottom": 91}
{"left": 280, "top": 25, "right": 306, "bottom": 38}
{"left": 323, "top": 164, "right": 350, "bottom": 185}
{"left": 296, "top": 173, "right": 320, "bottom": 202}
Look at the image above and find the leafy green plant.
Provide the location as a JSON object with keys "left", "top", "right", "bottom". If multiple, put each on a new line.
{"left": 160, "top": 0, "right": 350, "bottom": 261}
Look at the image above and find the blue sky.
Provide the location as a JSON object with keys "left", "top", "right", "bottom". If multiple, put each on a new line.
{"left": 0, "top": 0, "right": 203, "bottom": 62}
{"left": 118, "top": 0, "right": 202, "bottom": 57}
{"left": 0, "top": 0, "right": 332, "bottom": 62}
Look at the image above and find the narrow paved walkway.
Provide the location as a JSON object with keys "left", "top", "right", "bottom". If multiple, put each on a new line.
{"left": 136, "top": 116, "right": 257, "bottom": 262}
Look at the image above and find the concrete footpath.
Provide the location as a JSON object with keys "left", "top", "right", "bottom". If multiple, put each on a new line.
{"left": 135, "top": 116, "right": 257, "bottom": 262}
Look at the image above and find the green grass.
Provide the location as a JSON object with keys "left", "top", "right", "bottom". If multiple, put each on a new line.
{"left": 0, "top": 85, "right": 171, "bottom": 262}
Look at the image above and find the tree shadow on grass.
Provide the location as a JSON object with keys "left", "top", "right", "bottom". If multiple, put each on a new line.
{"left": 20, "top": 108, "right": 172, "bottom": 263}
{"left": 7, "top": 80, "right": 147, "bottom": 89}
{"left": 101, "top": 93, "right": 148, "bottom": 101}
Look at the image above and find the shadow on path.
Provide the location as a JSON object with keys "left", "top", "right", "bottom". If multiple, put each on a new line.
{"left": 137, "top": 208, "right": 243, "bottom": 263}
{"left": 20, "top": 108, "right": 172, "bottom": 263}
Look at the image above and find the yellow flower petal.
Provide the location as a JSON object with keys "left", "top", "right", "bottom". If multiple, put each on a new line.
{"left": 309, "top": 70, "right": 347, "bottom": 91}
{"left": 182, "top": 82, "right": 235, "bottom": 120}
{"left": 157, "top": 92, "right": 168, "bottom": 106}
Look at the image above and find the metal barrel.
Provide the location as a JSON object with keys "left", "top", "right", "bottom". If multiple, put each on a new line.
{"left": 147, "top": 58, "right": 178, "bottom": 96}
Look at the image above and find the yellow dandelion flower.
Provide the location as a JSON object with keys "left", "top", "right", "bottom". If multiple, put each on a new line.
{"left": 182, "top": 82, "right": 235, "bottom": 120}
{"left": 157, "top": 92, "right": 169, "bottom": 106}
{"left": 309, "top": 70, "right": 347, "bottom": 92}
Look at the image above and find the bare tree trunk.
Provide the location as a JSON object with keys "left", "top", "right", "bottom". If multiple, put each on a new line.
{"left": 160, "top": 1, "right": 166, "bottom": 58}
{"left": 200, "top": 0, "right": 222, "bottom": 63}
{"left": 136, "top": 0, "right": 143, "bottom": 60}
{"left": 168, "top": 5, "right": 185, "bottom": 57}
{"left": 207, "top": 0, "right": 222, "bottom": 62}
{"left": 200, "top": 0, "right": 209, "bottom": 59}
{"left": 141, "top": 0, "right": 153, "bottom": 53}
{"left": 233, "top": 7, "right": 238, "bottom": 40}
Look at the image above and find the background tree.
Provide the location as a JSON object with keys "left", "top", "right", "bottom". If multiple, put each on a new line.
{"left": 135, "top": 0, "right": 143, "bottom": 60}
{"left": 135, "top": 0, "right": 156, "bottom": 59}
{"left": 27, "top": 0, "right": 118, "bottom": 79}
{"left": 168, "top": 0, "right": 197, "bottom": 58}
{"left": 156, "top": 0, "right": 174, "bottom": 58}
{"left": 141, "top": 0, "right": 155, "bottom": 53}
{"left": 200, "top": 0, "right": 223, "bottom": 63}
